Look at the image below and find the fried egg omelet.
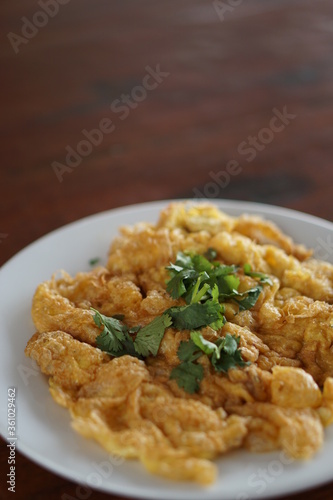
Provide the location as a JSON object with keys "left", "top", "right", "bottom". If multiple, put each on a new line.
{"left": 25, "top": 202, "right": 333, "bottom": 485}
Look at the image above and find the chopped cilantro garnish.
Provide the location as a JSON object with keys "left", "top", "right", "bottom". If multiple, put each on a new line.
{"left": 211, "top": 334, "right": 250, "bottom": 372}
{"left": 166, "top": 301, "right": 225, "bottom": 331}
{"left": 134, "top": 314, "right": 172, "bottom": 357}
{"left": 177, "top": 337, "right": 203, "bottom": 362}
{"left": 166, "top": 251, "right": 266, "bottom": 313}
{"left": 90, "top": 249, "right": 272, "bottom": 395}
{"left": 89, "top": 257, "right": 100, "bottom": 266}
{"left": 166, "top": 251, "right": 217, "bottom": 303}
{"left": 165, "top": 264, "right": 197, "bottom": 299}
{"left": 170, "top": 339, "right": 204, "bottom": 393}
{"left": 190, "top": 330, "right": 221, "bottom": 358}
{"left": 91, "top": 308, "right": 170, "bottom": 359}
{"left": 233, "top": 286, "right": 263, "bottom": 311}
{"left": 170, "top": 332, "right": 250, "bottom": 393}
{"left": 92, "top": 308, "right": 128, "bottom": 355}
{"left": 203, "top": 247, "right": 217, "bottom": 262}
{"left": 170, "top": 361, "right": 204, "bottom": 394}
{"left": 243, "top": 263, "right": 273, "bottom": 285}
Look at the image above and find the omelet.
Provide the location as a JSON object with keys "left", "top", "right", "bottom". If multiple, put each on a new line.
{"left": 25, "top": 202, "right": 333, "bottom": 485}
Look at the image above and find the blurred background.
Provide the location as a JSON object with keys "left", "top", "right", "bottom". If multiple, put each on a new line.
{"left": 1, "top": 0, "right": 333, "bottom": 498}
{"left": 1, "top": 0, "right": 333, "bottom": 268}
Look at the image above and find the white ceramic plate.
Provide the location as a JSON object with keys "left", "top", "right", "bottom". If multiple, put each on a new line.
{"left": 1, "top": 199, "right": 333, "bottom": 500}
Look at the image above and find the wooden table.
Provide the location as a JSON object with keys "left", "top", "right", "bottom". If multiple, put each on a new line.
{"left": 1, "top": 0, "right": 332, "bottom": 499}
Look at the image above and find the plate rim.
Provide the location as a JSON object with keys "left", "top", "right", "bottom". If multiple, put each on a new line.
{"left": 1, "top": 198, "right": 332, "bottom": 272}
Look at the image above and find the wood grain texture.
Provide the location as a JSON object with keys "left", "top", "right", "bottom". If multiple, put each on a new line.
{"left": 1, "top": 0, "right": 333, "bottom": 499}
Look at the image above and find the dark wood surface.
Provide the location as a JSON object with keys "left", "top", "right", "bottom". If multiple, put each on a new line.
{"left": 1, "top": 1, "right": 333, "bottom": 499}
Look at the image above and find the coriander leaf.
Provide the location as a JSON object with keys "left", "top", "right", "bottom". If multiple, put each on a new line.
{"left": 173, "top": 251, "right": 194, "bottom": 269}
{"left": 89, "top": 257, "right": 100, "bottom": 266}
{"left": 190, "top": 331, "right": 220, "bottom": 358}
{"left": 166, "top": 251, "right": 215, "bottom": 303}
{"left": 215, "top": 274, "right": 240, "bottom": 298}
{"left": 166, "top": 301, "right": 224, "bottom": 330}
{"left": 212, "top": 351, "right": 248, "bottom": 372}
{"left": 220, "top": 333, "right": 239, "bottom": 355}
{"left": 165, "top": 250, "right": 243, "bottom": 306}
{"left": 92, "top": 308, "right": 128, "bottom": 355}
{"left": 177, "top": 339, "right": 203, "bottom": 363}
{"left": 243, "top": 263, "right": 273, "bottom": 285}
{"left": 92, "top": 308, "right": 142, "bottom": 359}
{"left": 258, "top": 276, "right": 273, "bottom": 285}
{"left": 133, "top": 314, "right": 172, "bottom": 357}
{"left": 170, "top": 361, "right": 204, "bottom": 394}
{"left": 204, "top": 248, "right": 217, "bottom": 261}
{"left": 172, "top": 333, "right": 250, "bottom": 393}
{"left": 211, "top": 334, "right": 250, "bottom": 373}
{"left": 111, "top": 331, "right": 143, "bottom": 359}
{"left": 210, "top": 283, "right": 219, "bottom": 302}
{"left": 209, "top": 286, "right": 226, "bottom": 330}
{"left": 191, "top": 253, "right": 214, "bottom": 273}
{"left": 212, "top": 264, "right": 239, "bottom": 277}
{"left": 95, "top": 329, "right": 124, "bottom": 355}
{"left": 233, "top": 286, "right": 263, "bottom": 311}
{"left": 166, "top": 267, "right": 197, "bottom": 299}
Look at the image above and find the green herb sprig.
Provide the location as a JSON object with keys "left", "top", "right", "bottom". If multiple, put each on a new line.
{"left": 91, "top": 250, "right": 272, "bottom": 394}
{"left": 170, "top": 332, "right": 250, "bottom": 394}
{"left": 91, "top": 308, "right": 171, "bottom": 359}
